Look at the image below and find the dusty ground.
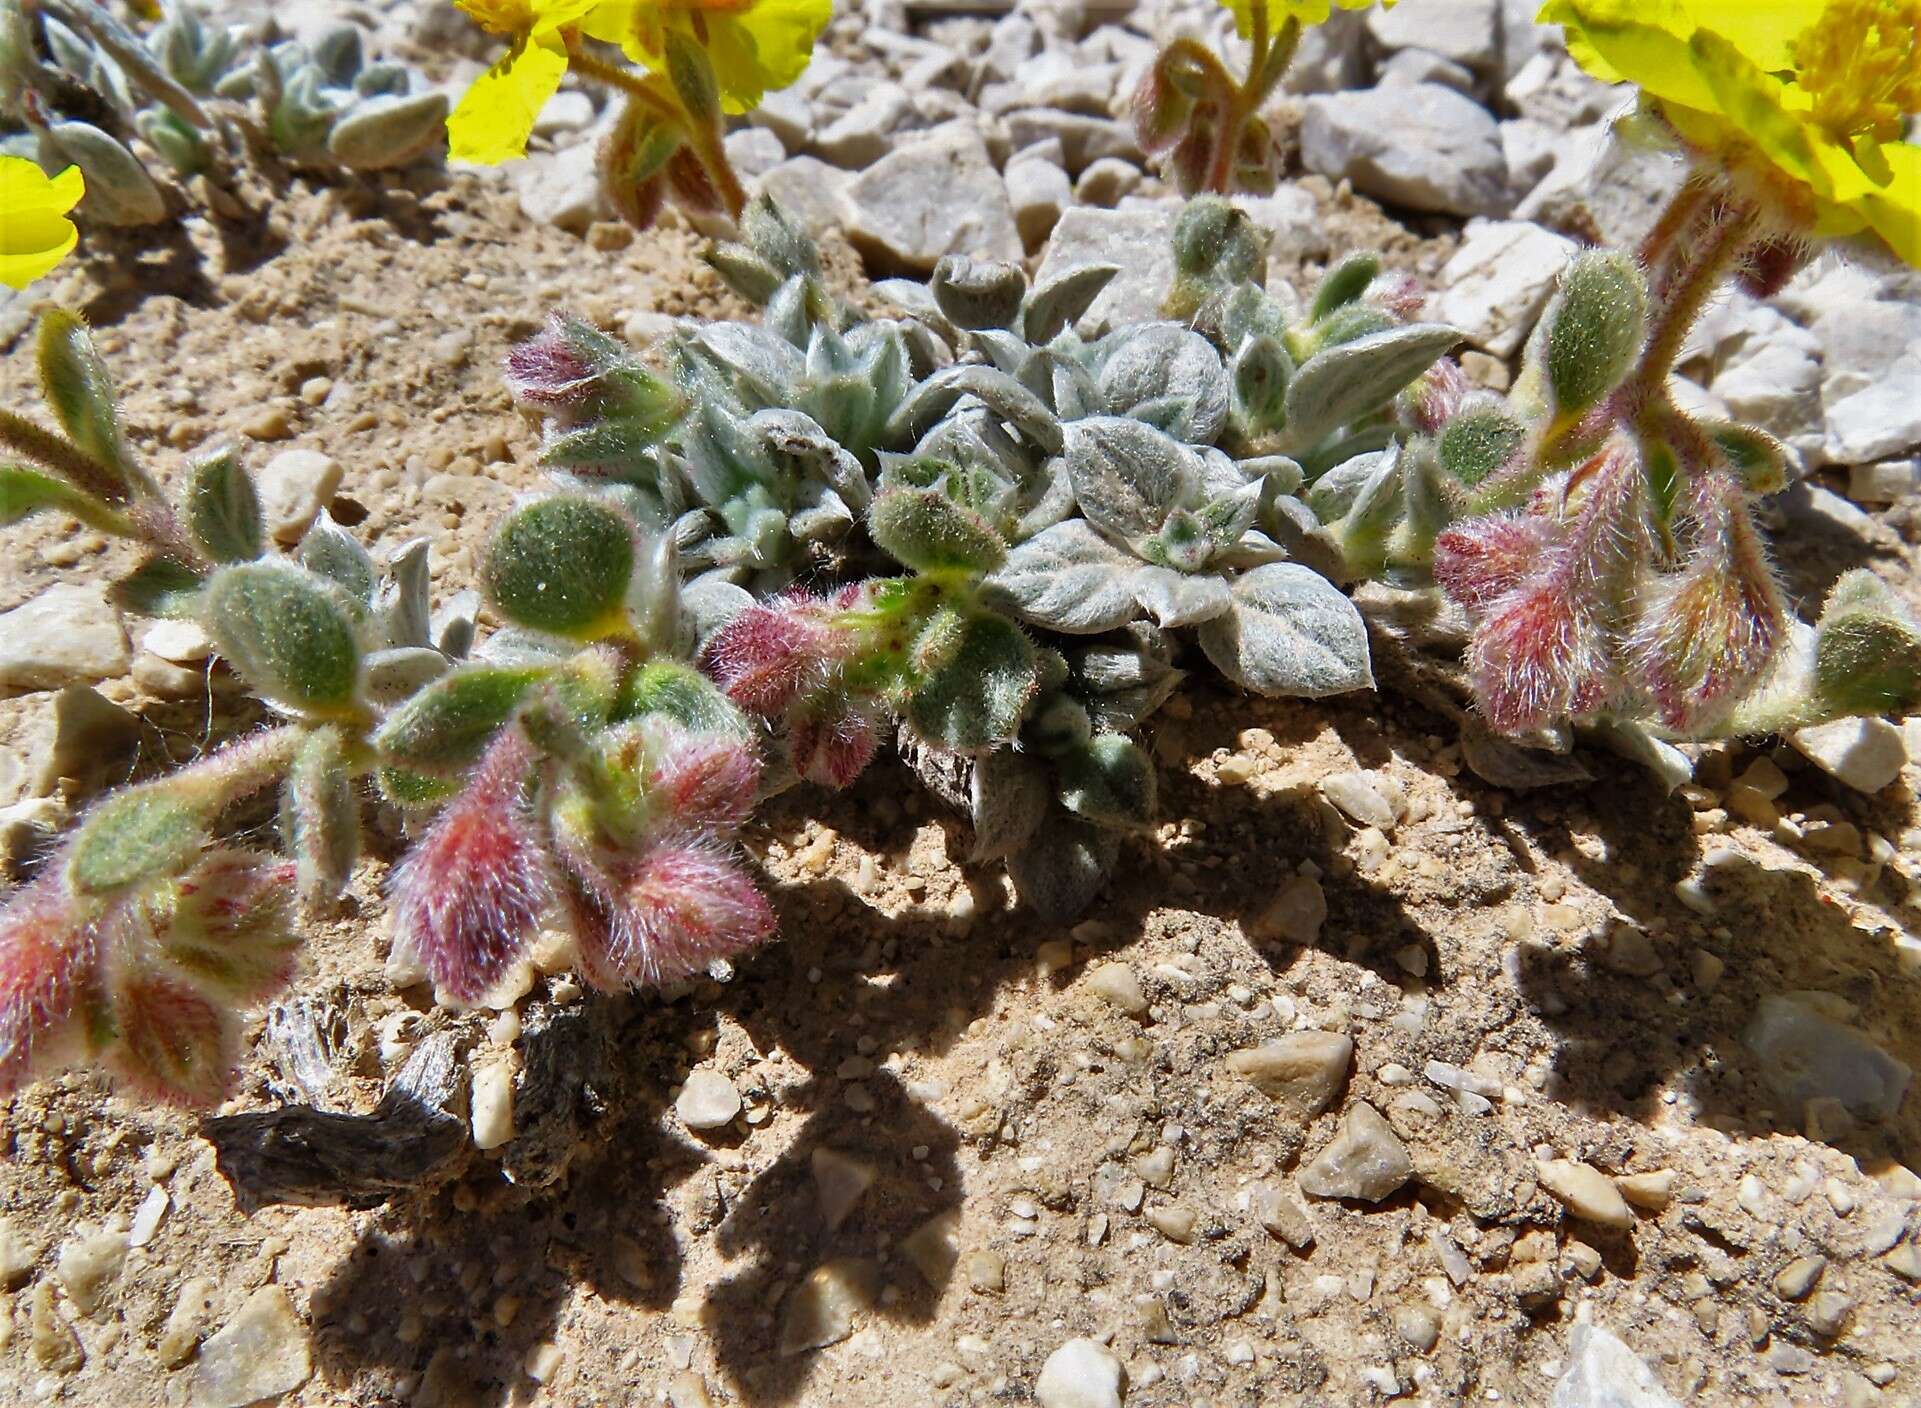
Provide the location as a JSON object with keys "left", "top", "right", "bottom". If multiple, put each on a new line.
{"left": 0, "top": 143, "right": 1918, "bottom": 1408}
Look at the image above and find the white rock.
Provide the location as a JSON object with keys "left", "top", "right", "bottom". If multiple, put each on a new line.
{"left": 1299, "top": 1102, "right": 1414, "bottom": 1202}
{"left": 1709, "top": 310, "right": 1823, "bottom": 447}
{"left": 190, "top": 1286, "right": 312, "bottom": 1408}
{"left": 1032, "top": 204, "right": 1178, "bottom": 335}
{"left": 257, "top": 448, "right": 342, "bottom": 543}
{"left": 901, "top": 1206, "right": 962, "bottom": 1290}
{"left": 1499, "top": 117, "right": 1560, "bottom": 192}
{"left": 1035, "top": 1337, "right": 1125, "bottom": 1408}
{"left": 1301, "top": 84, "right": 1509, "bottom": 217}
{"left": 1516, "top": 125, "right": 1684, "bottom": 249}
{"left": 1550, "top": 1324, "right": 1681, "bottom": 1408}
{"left": 812, "top": 82, "right": 914, "bottom": 167}
{"left": 1015, "top": 49, "right": 1120, "bottom": 116}
{"left": 55, "top": 1229, "right": 126, "bottom": 1316}
{"left": 723, "top": 127, "right": 786, "bottom": 182}
{"left": 1225, "top": 1032, "right": 1353, "bottom": 1120}
{"left": 1366, "top": 0, "right": 1499, "bottom": 73}
{"left": 810, "top": 1147, "right": 875, "bottom": 1230}
{"left": 129, "top": 1185, "right": 169, "bottom": 1249}
{"left": 1535, "top": 1159, "right": 1634, "bottom": 1228}
{"left": 1239, "top": 186, "right": 1331, "bottom": 267}
{"left": 471, "top": 1061, "right": 516, "bottom": 1150}
{"left": 1504, "top": 49, "right": 1621, "bottom": 128}
{"left": 0, "top": 584, "right": 130, "bottom": 691}
{"left": 1073, "top": 156, "right": 1142, "bottom": 208}
{"left": 1378, "top": 47, "right": 1477, "bottom": 94}
{"left": 1744, "top": 992, "right": 1912, "bottom": 1123}
{"left": 754, "top": 157, "right": 850, "bottom": 239}
{"left": 1823, "top": 352, "right": 1921, "bottom": 464}
{"left": 1790, "top": 716, "right": 1908, "bottom": 794}
{"left": 1283, "top": 8, "right": 1371, "bottom": 93}
{"left": 1432, "top": 219, "right": 1575, "bottom": 358}
{"left": 676, "top": 1068, "right": 742, "bottom": 1131}
{"left": 513, "top": 141, "right": 607, "bottom": 232}
{"left": 1320, "top": 769, "right": 1400, "bottom": 832}
{"left": 844, "top": 125, "right": 1021, "bottom": 273}
{"left": 778, "top": 1259, "right": 878, "bottom": 1355}
{"left": 1848, "top": 459, "right": 1920, "bottom": 503}
{"left": 1811, "top": 300, "right": 1921, "bottom": 404}
{"left": 1002, "top": 109, "right": 1141, "bottom": 175}
{"left": 1007, "top": 153, "right": 1072, "bottom": 252}
{"left": 142, "top": 618, "right": 212, "bottom": 663}
{"left": 751, "top": 88, "right": 814, "bottom": 150}
{"left": 531, "top": 88, "right": 594, "bottom": 138}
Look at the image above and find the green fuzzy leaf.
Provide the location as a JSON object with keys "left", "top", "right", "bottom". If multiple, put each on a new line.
{"left": 1057, "top": 734, "right": 1157, "bottom": 830}
{"left": 1706, "top": 422, "right": 1790, "bottom": 496}
{"left": 483, "top": 496, "right": 636, "bottom": 639}
{"left": 1438, "top": 409, "right": 1525, "bottom": 488}
{"left": 283, "top": 726, "right": 358, "bottom": 908}
{"left": 1196, "top": 562, "right": 1372, "bottom": 698}
{"left": 299, "top": 510, "right": 377, "bottom": 602}
{"left": 374, "top": 765, "right": 460, "bottom": 808}
{"left": 114, "top": 557, "right": 207, "bottom": 618}
{"left": 741, "top": 195, "right": 823, "bottom": 281}
{"left": 36, "top": 308, "right": 133, "bottom": 487}
{"left": 182, "top": 447, "right": 264, "bottom": 563}
{"left": 0, "top": 464, "right": 130, "bottom": 534}
{"left": 1814, "top": 570, "right": 1921, "bottom": 715}
{"left": 615, "top": 659, "right": 748, "bottom": 735}
{"left": 1169, "top": 197, "right": 1265, "bottom": 286}
{"left": 1023, "top": 263, "right": 1119, "bottom": 343}
{"left": 969, "top": 750, "right": 1051, "bottom": 862}
{"left": 1545, "top": 249, "right": 1647, "bottom": 419}
{"left": 375, "top": 665, "right": 547, "bottom": 769}
{"left": 68, "top": 786, "right": 210, "bottom": 895}
{"left": 1309, "top": 252, "right": 1380, "bottom": 323}
{"left": 1284, "top": 323, "right": 1460, "bottom": 451}
{"left": 1308, "top": 303, "right": 1396, "bottom": 352}
{"left": 1230, "top": 334, "right": 1293, "bottom": 438}
{"left": 907, "top": 611, "right": 1038, "bottom": 753}
{"left": 911, "top": 603, "right": 969, "bottom": 678}
{"left": 869, "top": 487, "right": 1007, "bottom": 577}
{"left": 1006, "top": 812, "right": 1121, "bottom": 920}
{"left": 203, "top": 562, "right": 365, "bottom": 716}
{"left": 327, "top": 91, "right": 449, "bottom": 170}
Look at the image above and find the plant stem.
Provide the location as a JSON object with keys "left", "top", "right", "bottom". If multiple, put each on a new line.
{"left": 565, "top": 45, "right": 682, "bottom": 125}
{"left": 1621, "top": 198, "right": 1757, "bottom": 410}
{"left": 0, "top": 409, "right": 133, "bottom": 506}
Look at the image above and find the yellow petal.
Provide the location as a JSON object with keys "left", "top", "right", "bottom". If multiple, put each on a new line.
{"left": 447, "top": 36, "right": 569, "bottom": 164}
{"left": 1672, "top": 0, "right": 1804, "bottom": 71}
{"left": 1544, "top": 1, "right": 1719, "bottom": 110}
{"left": 46, "top": 164, "right": 85, "bottom": 215}
{"left": 585, "top": 0, "right": 830, "bottom": 113}
{"left": 1858, "top": 139, "right": 1921, "bottom": 266}
{"left": 0, "top": 208, "right": 79, "bottom": 291}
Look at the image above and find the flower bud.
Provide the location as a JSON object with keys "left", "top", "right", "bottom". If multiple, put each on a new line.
{"left": 565, "top": 841, "right": 774, "bottom": 991}
{"left": 789, "top": 693, "right": 880, "bottom": 788}
{"left": 0, "top": 878, "right": 90, "bottom": 1096}
{"left": 1544, "top": 249, "right": 1648, "bottom": 421}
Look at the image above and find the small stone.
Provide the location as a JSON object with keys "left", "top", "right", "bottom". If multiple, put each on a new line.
{"left": 963, "top": 1250, "right": 1006, "bottom": 1293}
{"left": 1073, "top": 157, "right": 1142, "bottom": 208}
{"left": 1253, "top": 875, "right": 1328, "bottom": 944}
{"left": 1823, "top": 352, "right": 1921, "bottom": 464}
{"left": 901, "top": 1207, "right": 961, "bottom": 1290}
{"left": 1773, "top": 1255, "right": 1826, "bottom": 1301}
{"left": 843, "top": 125, "right": 1020, "bottom": 274}
{"left": 1535, "top": 1159, "right": 1634, "bottom": 1229}
{"left": 750, "top": 87, "right": 813, "bottom": 149}
{"left": 1883, "top": 1241, "right": 1921, "bottom": 1280}
{"left": 531, "top": 88, "right": 594, "bottom": 137}
{"left": 1083, "top": 962, "right": 1148, "bottom": 1017}
{"left": 1550, "top": 1324, "right": 1681, "bottom": 1407}
{"left": 471, "top": 1060, "right": 516, "bottom": 1150}
{"left": 811, "top": 1147, "right": 875, "bottom": 1231}
{"left": 778, "top": 1258, "right": 879, "bottom": 1356}
{"left": 1848, "top": 458, "right": 1921, "bottom": 503}
{"left": 1394, "top": 1302, "right": 1442, "bottom": 1353}
{"left": 1805, "top": 1290, "right": 1851, "bottom": 1336}
{"left": 55, "top": 1228, "right": 126, "bottom": 1316}
{"left": 257, "top": 449, "right": 343, "bottom": 543}
{"left": 1432, "top": 219, "right": 1577, "bottom": 358}
{"left": 1299, "top": 1102, "right": 1414, "bottom": 1202}
{"left": 1603, "top": 925, "right": 1663, "bottom": 977}
{"left": 513, "top": 142, "right": 607, "bottom": 231}
{"left": 158, "top": 1276, "right": 218, "bottom": 1368}
{"left": 676, "top": 1068, "right": 742, "bottom": 1131}
{"left": 1006, "top": 153, "right": 1072, "bottom": 251}
{"left": 1744, "top": 992, "right": 1911, "bottom": 1123}
{"left": 30, "top": 1282, "right": 83, "bottom": 1374}
{"left": 0, "top": 583, "right": 130, "bottom": 691}
{"left": 1251, "top": 1183, "right": 1315, "bottom": 1249}
{"left": 1320, "top": 771, "right": 1398, "bottom": 831}
{"left": 190, "top": 1286, "right": 312, "bottom": 1408}
{"left": 129, "top": 1185, "right": 169, "bottom": 1249}
{"left": 1035, "top": 1337, "right": 1125, "bottom": 1408}
{"left": 242, "top": 405, "right": 293, "bottom": 441}
{"left": 142, "top": 619, "right": 212, "bottom": 664}
{"left": 1790, "top": 717, "right": 1907, "bottom": 794}
{"left": 667, "top": 1372, "right": 716, "bottom": 1408}
{"left": 0, "top": 1218, "right": 41, "bottom": 1287}
{"left": 754, "top": 157, "right": 850, "bottom": 238}
{"left": 722, "top": 127, "right": 785, "bottom": 182}
{"left": 1145, "top": 1203, "right": 1197, "bottom": 1244}
{"left": 1030, "top": 204, "right": 1178, "bottom": 335}
{"left": 1224, "top": 1032, "right": 1353, "bottom": 1120}
{"left": 1300, "top": 83, "right": 1509, "bottom": 216}
{"left": 1615, "top": 1170, "right": 1676, "bottom": 1211}
{"left": 1134, "top": 1146, "right": 1174, "bottom": 1189}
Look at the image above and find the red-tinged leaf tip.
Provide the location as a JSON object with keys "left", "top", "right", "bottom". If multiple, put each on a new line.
{"left": 564, "top": 841, "right": 774, "bottom": 992}
{"left": 106, "top": 972, "right": 236, "bottom": 1107}
{"left": 0, "top": 878, "right": 93, "bottom": 1096}
{"left": 1403, "top": 356, "right": 1468, "bottom": 434}
{"left": 1466, "top": 581, "right": 1590, "bottom": 734}
{"left": 789, "top": 697, "right": 880, "bottom": 789}
{"left": 1434, "top": 513, "right": 1554, "bottom": 617}
{"left": 156, "top": 850, "right": 301, "bottom": 1005}
{"left": 702, "top": 596, "right": 835, "bottom": 718}
{"left": 644, "top": 722, "right": 762, "bottom": 828}
{"left": 389, "top": 732, "right": 551, "bottom": 1005}
{"left": 1374, "top": 272, "right": 1426, "bottom": 322}
{"left": 504, "top": 313, "right": 597, "bottom": 409}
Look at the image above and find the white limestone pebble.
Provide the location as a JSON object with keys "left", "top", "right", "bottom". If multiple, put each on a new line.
{"left": 778, "top": 1258, "right": 879, "bottom": 1356}
{"left": 1225, "top": 1032, "right": 1353, "bottom": 1120}
{"left": 190, "top": 1286, "right": 313, "bottom": 1408}
{"left": 1035, "top": 1337, "right": 1125, "bottom": 1408}
{"left": 0, "top": 583, "right": 130, "bottom": 691}
{"left": 1299, "top": 1102, "right": 1414, "bottom": 1202}
{"left": 1535, "top": 1159, "right": 1634, "bottom": 1229}
{"left": 470, "top": 1060, "right": 517, "bottom": 1150}
{"left": 676, "top": 1069, "right": 743, "bottom": 1131}
{"left": 256, "top": 448, "right": 343, "bottom": 544}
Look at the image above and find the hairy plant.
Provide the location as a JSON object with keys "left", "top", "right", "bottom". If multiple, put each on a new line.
{"left": 0, "top": 309, "right": 769, "bottom": 1102}
{"left": 0, "top": 0, "right": 448, "bottom": 229}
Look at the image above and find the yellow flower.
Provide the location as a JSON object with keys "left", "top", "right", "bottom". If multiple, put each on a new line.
{"left": 1220, "top": 0, "right": 1392, "bottom": 43}
{"left": 1540, "top": 0, "right": 1921, "bottom": 265}
{"left": 0, "top": 158, "right": 85, "bottom": 291}
{"left": 583, "top": 0, "right": 832, "bottom": 114}
{"left": 447, "top": 0, "right": 608, "bottom": 164}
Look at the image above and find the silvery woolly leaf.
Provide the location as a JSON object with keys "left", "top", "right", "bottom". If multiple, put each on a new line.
{"left": 1023, "top": 264, "right": 1119, "bottom": 343}
{"left": 1305, "top": 447, "right": 1396, "bottom": 524}
{"left": 679, "top": 574, "right": 754, "bottom": 650}
{"left": 1098, "top": 323, "right": 1229, "bottom": 444}
{"left": 433, "top": 589, "right": 480, "bottom": 659}
{"left": 1196, "top": 562, "right": 1372, "bottom": 697}
{"left": 1213, "top": 529, "right": 1289, "bottom": 570}
{"left": 1022, "top": 348, "right": 1100, "bottom": 422}
{"left": 1062, "top": 416, "right": 1196, "bottom": 544}
{"left": 872, "top": 279, "right": 957, "bottom": 343}
{"left": 473, "top": 627, "right": 575, "bottom": 667}
{"left": 1283, "top": 323, "right": 1459, "bottom": 451}
{"left": 969, "top": 750, "right": 1050, "bottom": 862}
{"left": 896, "top": 318, "right": 953, "bottom": 378}
{"left": 1074, "top": 646, "right": 1183, "bottom": 733}
{"left": 751, "top": 408, "right": 871, "bottom": 510}
{"left": 931, "top": 254, "right": 1026, "bottom": 331}
{"left": 691, "top": 323, "right": 804, "bottom": 405}
{"left": 375, "top": 538, "right": 431, "bottom": 649}
{"left": 328, "top": 91, "right": 448, "bottom": 170}
{"left": 362, "top": 646, "right": 448, "bottom": 708}
{"left": 971, "top": 328, "right": 1030, "bottom": 375}
{"left": 982, "top": 520, "right": 1141, "bottom": 634}
{"left": 40, "top": 121, "right": 167, "bottom": 225}
{"left": 47, "top": 0, "right": 210, "bottom": 125}
{"left": 788, "top": 482, "right": 855, "bottom": 545}
{"left": 884, "top": 364, "right": 1064, "bottom": 457}
{"left": 1007, "top": 814, "right": 1120, "bottom": 921}
{"left": 1057, "top": 734, "right": 1156, "bottom": 831}
{"left": 1129, "top": 564, "right": 1232, "bottom": 629}
{"left": 1230, "top": 333, "right": 1292, "bottom": 438}
{"left": 1239, "top": 454, "right": 1304, "bottom": 497}
{"left": 1011, "top": 459, "right": 1077, "bottom": 543}
{"left": 1586, "top": 720, "right": 1690, "bottom": 791}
